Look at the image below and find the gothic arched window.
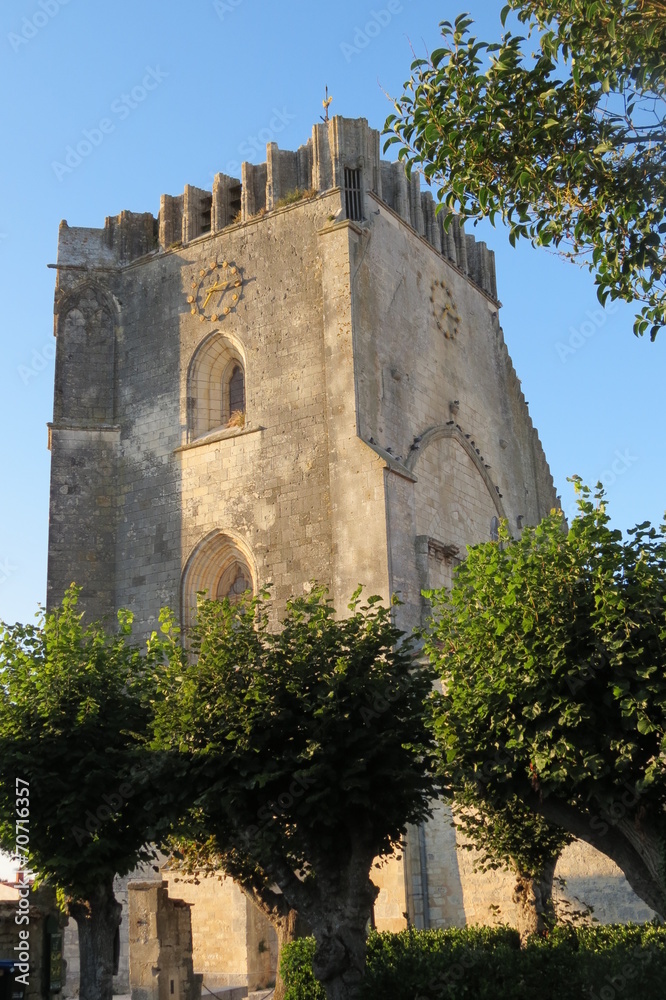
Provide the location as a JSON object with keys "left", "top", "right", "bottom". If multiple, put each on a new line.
{"left": 187, "top": 333, "right": 246, "bottom": 439}
{"left": 181, "top": 531, "right": 255, "bottom": 628}
{"left": 490, "top": 516, "right": 500, "bottom": 542}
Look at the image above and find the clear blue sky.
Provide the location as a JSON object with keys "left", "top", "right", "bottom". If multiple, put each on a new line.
{"left": 0, "top": 0, "right": 664, "bottom": 627}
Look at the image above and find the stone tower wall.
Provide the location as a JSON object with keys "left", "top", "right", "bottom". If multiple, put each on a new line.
{"left": 46, "top": 113, "right": 648, "bottom": 992}
{"left": 49, "top": 184, "right": 400, "bottom": 630}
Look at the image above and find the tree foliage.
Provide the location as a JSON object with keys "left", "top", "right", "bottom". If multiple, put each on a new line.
{"left": 451, "top": 786, "right": 568, "bottom": 881}
{"left": 153, "top": 587, "right": 441, "bottom": 1000}
{"left": 424, "top": 483, "right": 666, "bottom": 918}
{"left": 451, "top": 786, "right": 570, "bottom": 939}
{"left": 0, "top": 587, "right": 165, "bottom": 1000}
{"left": 0, "top": 586, "right": 163, "bottom": 893}
{"left": 385, "top": 1, "right": 666, "bottom": 338}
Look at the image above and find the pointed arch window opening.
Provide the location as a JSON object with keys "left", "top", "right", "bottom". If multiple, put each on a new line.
{"left": 182, "top": 533, "right": 256, "bottom": 630}
{"left": 227, "top": 363, "right": 245, "bottom": 425}
{"left": 187, "top": 334, "right": 247, "bottom": 441}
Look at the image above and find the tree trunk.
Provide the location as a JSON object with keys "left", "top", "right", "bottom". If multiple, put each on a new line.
{"left": 69, "top": 879, "right": 122, "bottom": 1000}
{"left": 311, "top": 911, "right": 370, "bottom": 1000}
{"left": 261, "top": 831, "right": 378, "bottom": 999}
{"left": 273, "top": 908, "right": 301, "bottom": 1000}
{"left": 306, "top": 867, "right": 378, "bottom": 1000}
{"left": 529, "top": 794, "right": 666, "bottom": 920}
{"left": 512, "top": 854, "right": 557, "bottom": 943}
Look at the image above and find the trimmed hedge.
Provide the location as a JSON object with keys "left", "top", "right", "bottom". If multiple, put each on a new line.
{"left": 281, "top": 924, "right": 666, "bottom": 1000}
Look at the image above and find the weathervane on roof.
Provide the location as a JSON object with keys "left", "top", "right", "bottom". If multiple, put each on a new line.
{"left": 321, "top": 85, "right": 333, "bottom": 123}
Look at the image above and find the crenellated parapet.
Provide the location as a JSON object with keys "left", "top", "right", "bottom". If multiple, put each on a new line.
{"left": 265, "top": 141, "right": 313, "bottom": 211}
{"left": 56, "top": 212, "right": 157, "bottom": 272}
{"left": 54, "top": 116, "right": 498, "bottom": 299}
{"left": 105, "top": 210, "right": 157, "bottom": 263}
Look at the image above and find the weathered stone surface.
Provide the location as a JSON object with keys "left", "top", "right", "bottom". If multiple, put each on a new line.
{"left": 128, "top": 882, "right": 201, "bottom": 1000}
{"left": 47, "top": 113, "right": 644, "bottom": 994}
{"left": 159, "top": 873, "right": 274, "bottom": 993}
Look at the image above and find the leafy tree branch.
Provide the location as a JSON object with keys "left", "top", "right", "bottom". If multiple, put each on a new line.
{"left": 386, "top": 2, "right": 665, "bottom": 338}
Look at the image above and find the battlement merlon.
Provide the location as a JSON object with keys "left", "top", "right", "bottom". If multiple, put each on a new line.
{"left": 54, "top": 115, "right": 497, "bottom": 300}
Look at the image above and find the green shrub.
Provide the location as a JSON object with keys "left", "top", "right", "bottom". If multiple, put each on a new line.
{"left": 362, "top": 927, "right": 520, "bottom": 999}
{"left": 282, "top": 923, "right": 666, "bottom": 1000}
{"left": 281, "top": 936, "right": 325, "bottom": 1000}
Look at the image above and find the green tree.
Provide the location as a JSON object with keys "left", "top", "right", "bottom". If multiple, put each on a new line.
{"left": 0, "top": 587, "right": 164, "bottom": 1000}
{"left": 153, "top": 587, "right": 440, "bottom": 1000}
{"left": 451, "top": 785, "right": 570, "bottom": 940}
{"left": 385, "top": 2, "right": 666, "bottom": 338}
{"left": 424, "top": 483, "right": 666, "bottom": 919}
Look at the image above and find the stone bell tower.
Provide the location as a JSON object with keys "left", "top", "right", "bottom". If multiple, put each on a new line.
{"left": 48, "top": 113, "right": 648, "bottom": 995}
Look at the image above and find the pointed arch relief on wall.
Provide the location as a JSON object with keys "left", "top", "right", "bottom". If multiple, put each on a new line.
{"left": 181, "top": 529, "right": 256, "bottom": 629}
{"left": 53, "top": 279, "right": 120, "bottom": 425}
{"left": 187, "top": 330, "right": 247, "bottom": 442}
{"left": 406, "top": 423, "right": 507, "bottom": 521}
{"left": 409, "top": 423, "right": 508, "bottom": 614}
{"left": 54, "top": 278, "right": 121, "bottom": 323}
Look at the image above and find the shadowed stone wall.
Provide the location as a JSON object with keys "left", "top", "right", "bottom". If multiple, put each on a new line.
{"left": 47, "top": 112, "right": 647, "bottom": 993}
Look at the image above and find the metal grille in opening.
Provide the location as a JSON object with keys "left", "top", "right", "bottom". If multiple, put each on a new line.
{"left": 344, "top": 167, "right": 363, "bottom": 221}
